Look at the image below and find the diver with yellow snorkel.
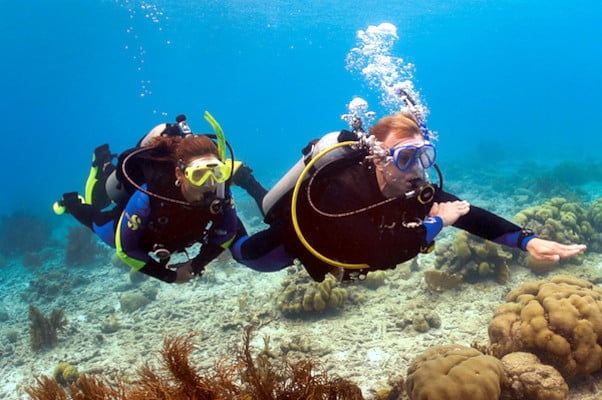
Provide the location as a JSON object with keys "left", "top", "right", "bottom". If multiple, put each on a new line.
{"left": 231, "top": 97, "right": 586, "bottom": 281}
{"left": 55, "top": 113, "right": 267, "bottom": 283}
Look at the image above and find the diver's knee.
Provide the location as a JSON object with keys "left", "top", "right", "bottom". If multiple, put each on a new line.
{"left": 231, "top": 236, "right": 293, "bottom": 272}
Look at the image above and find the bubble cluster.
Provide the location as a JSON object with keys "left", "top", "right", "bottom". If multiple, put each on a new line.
{"left": 116, "top": 0, "right": 171, "bottom": 99}
{"left": 346, "top": 22, "right": 428, "bottom": 120}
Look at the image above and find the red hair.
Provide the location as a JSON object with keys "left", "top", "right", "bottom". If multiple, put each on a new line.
{"left": 369, "top": 112, "right": 422, "bottom": 142}
{"left": 147, "top": 135, "right": 219, "bottom": 164}
{"left": 175, "top": 135, "right": 219, "bottom": 164}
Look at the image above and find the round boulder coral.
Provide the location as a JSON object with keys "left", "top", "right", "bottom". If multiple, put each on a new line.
{"left": 406, "top": 344, "right": 504, "bottom": 400}
{"left": 488, "top": 275, "right": 602, "bottom": 378}
{"left": 501, "top": 352, "right": 568, "bottom": 400}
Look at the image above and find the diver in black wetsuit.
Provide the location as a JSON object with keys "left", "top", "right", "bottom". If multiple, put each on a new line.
{"left": 231, "top": 111, "right": 587, "bottom": 282}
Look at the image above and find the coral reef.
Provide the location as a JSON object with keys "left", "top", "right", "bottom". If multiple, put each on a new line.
{"left": 405, "top": 344, "right": 505, "bottom": 400}
{"left": 20, "top": 271, "right": 90, "bottom": 303}
{"left": 589, "top": 198, "right": 602, "bottom": 229}
{"left": 29, "top": 305, "right": 67, "bottom": 351}
{"left": 500, "top": 352, "right": 568, "bottom": 400}
{"left": 386, "top": 298, "right": 441, "bottom": 333}
{"left": 0, "top": 307, "right": 8, "bottom": 322}
{"left": 528, "top": 161, "right": 602, "bottom": 199}
{"left": 429, "top": 197, "right": 602, "bottom": 282}
{"left": 21, "top": 251, "right": 52, "bottom": 270}
{"left": 119, "top": 291, "right": 150, "bottom": 313}
{"left": 129, "top": 268, "right": 149, "bottom": 285}
{"left": 5, "top": 330, "right": 18, "bottom": 343}
{"left": 25, "top": 327, "right": 364, "bottom": 399}
{"left": 431, "top": 231, "right": 513, "bottom": 286}
{"left": 99, "top": 314, "right": 120, "bottom": 334}
{"left": 513, "top": 197, "right": 594, "bottom": 265}
{"left": 64, "top": 225, "right": 107, "bottom": 266}
{"left": 53, "top": 362, "right": 79, "bottom": 386}
{"left": 587, "top": 198, "right": 602, "bottom": 252}
{"left": 423, "top": 270, "right": 462, "bottom": 292}
{"left": 275, "top": 272, "right": 349, "bottom": 316}
{"left": 0, "top": 211, "right": 53, "bottom": 257}
{"left": 361, "top": 270, "right": 387, "bottom": 289}
{"left": 488, "top": 275, "right": 602, "bottom": 378}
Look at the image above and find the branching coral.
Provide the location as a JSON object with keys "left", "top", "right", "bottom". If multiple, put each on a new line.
{"left": 236, "top": 326, "right": 363, "bottom": 398}
{"left": 488, "top": 275, "right": 602, "bottom": 378}
{"left": 64, "top": 225, "right": 107, "bottom": 266}
{"left": 275, "top": 272, "right": 348, "bottom": 316}
{"left": 29, "top": 305, "right": 67, "bottom": 352}
{"left": 25, "top": 327, "right": 364, "bottom": 399}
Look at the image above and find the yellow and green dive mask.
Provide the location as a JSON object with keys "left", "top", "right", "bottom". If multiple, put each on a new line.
{"left": 183, "top": 157, "right": 231, "bottom": 186}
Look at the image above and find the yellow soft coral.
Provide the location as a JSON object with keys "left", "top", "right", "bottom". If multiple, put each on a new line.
{"left": 489, "top": 275, "right": 602, "bottom": 378}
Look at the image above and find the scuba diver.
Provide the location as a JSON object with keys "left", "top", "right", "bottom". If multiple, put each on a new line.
{"left": 231, "top": 100, "right": 587, "bottom": 282}
{"left": 55, "top": 113, "right": 268, "bottom": 283}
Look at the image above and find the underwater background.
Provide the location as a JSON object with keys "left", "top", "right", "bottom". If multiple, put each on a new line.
{"left": 1, "top": 0, "right": 601, "bottom": 217}
{"left": 2, "top": 1, "right": 602, "bottom": 399}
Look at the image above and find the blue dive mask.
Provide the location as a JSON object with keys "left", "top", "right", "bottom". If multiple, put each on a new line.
{"left": 389, "top": 142, "right": 436, "bottom": 172}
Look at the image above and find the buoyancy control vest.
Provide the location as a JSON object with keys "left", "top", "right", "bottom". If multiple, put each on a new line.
{"left": 112, "top": 143, "right": 227, "bottom": 254}
{"left": 262, "top": 129, "right": 361, "bottom": 221}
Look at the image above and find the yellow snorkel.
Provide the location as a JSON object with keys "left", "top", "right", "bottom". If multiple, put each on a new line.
{"left": 204, "top": 111, "right": 227, "bottom": 162}
{"left": 203, "top": 111, "right": 238, "bottom": 201}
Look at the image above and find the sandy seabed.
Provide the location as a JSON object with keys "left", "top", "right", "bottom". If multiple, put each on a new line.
{"left": 2, "top": 237, "right": 602, "bottom": 399}
{"left": 2, "top": 177, "right": 602, "bottom": 399}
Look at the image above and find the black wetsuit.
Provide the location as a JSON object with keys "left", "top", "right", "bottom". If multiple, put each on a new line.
{"left": 234, "top": 149, "right": 523, "bottom": 281}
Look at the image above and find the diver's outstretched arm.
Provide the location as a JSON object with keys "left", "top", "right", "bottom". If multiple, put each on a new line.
{"left": 231, "top": 163, "right": 268, "bottom": 215}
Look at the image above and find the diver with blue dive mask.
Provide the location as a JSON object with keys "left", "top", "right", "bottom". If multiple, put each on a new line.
{"left": 231, "top": 100, "right": 586, "bottom": 282}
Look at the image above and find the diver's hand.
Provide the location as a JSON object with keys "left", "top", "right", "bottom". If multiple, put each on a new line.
{"left": 429, "top": 201, "right": 470, "bottom": 227}
{"left": 526, "top": 238, "right": 587, "bottom": 262}
{"left": 173, "top": 262, "right": 195, "bottom": 283}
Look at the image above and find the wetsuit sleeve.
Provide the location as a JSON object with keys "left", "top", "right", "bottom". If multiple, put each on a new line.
{"left": 231, "top": 219, "right": 295, "bottom": 272}
{"left": 115, "top": 189, "right": 177, "bottom": 283}
{"left": 190, "top": 203, "right": 241, "bottom": 275}
{"left": 424, "top": 216, "right": 443, "bottom": 243}
{"left": 435, "top": 190, "right": 536, "bottom": 249}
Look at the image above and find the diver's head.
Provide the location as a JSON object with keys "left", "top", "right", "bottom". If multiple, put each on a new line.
{"left": 369, "top": 111, "right": 423, "bottom": 142}
{"left": 174, "top": 135, "right": 231, "bottom": 203}
{"left": 370, "top": 112, "right": 436, "bottom": 199}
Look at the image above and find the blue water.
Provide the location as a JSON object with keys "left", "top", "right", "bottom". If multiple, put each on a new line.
{"left": 1, "top": 0, "right": 601, "bottom": 217}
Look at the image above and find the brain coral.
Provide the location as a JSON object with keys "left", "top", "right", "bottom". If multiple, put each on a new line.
{"left": 405, "top": 344, "right": 504, "bottom": 400}
{"left": 488, "top": 275, "right": 602, "bottom": 378}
